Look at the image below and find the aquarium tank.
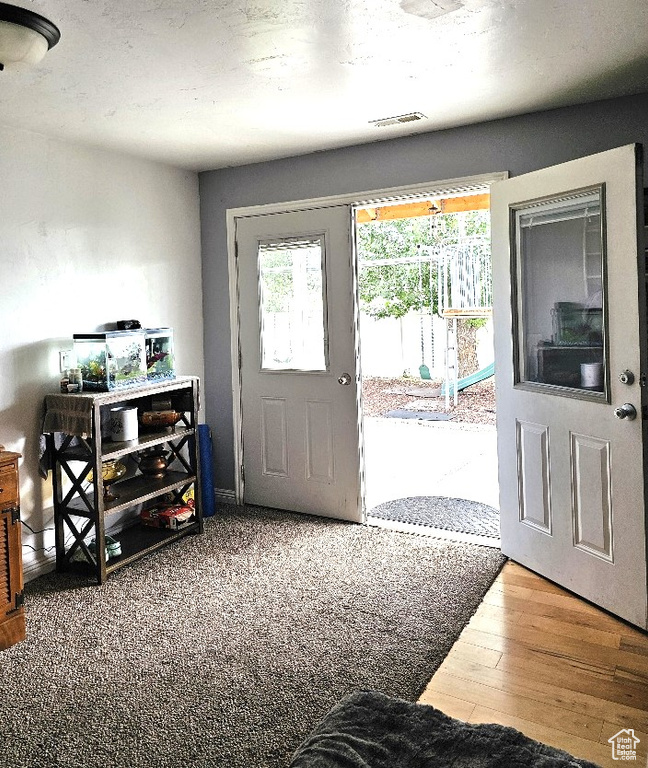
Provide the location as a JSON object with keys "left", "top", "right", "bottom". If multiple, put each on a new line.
{"left": 73, "top": 331, "right": 147, "bottom": 391}
{"left": 145, "top": 328, "right": 175, "bottom": 381}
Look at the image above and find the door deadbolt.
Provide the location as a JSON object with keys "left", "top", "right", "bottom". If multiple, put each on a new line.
{"left": 619, "top": 370, "right": 635, "bottom": 385}
{"left": 614, "top": 403, "right": 637, "bottom": 420}
{"left": 338, "top": 373, "right": 352, "bottom": 386}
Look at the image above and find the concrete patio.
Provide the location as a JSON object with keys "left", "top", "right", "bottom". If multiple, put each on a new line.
{"left": 362, "top": 416, "right": 499, "bottom": 517}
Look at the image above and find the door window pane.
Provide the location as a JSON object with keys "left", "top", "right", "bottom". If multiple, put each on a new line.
{"left": 258, "top": 236, "right": 328, "bottom": 371}
{"left": 513, "top": 188, "right": 606, "bottom": 396}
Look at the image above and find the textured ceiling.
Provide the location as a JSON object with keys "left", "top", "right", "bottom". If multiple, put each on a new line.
{"left": 2, "top": 0, "right": 648, "bottom": 171}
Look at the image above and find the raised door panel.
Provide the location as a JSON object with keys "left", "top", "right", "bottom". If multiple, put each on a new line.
{"left": 261, "top": 398, "right": 289, "bottom": 477}
{"left": 516, "top": 420, "right": 552, "bottom": 535}
{"left": 570, "top": 432, "right": 613, "bottom": 562}
{"left": 305, "top": 400, "right": 334, "bottom": 484}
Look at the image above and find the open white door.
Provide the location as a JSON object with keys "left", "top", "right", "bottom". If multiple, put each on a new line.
{"left": 492, "top": 144, "right": 648, "bottom": 629}
{"left": 235, "top": 205, "right": 363, "bottom": 522}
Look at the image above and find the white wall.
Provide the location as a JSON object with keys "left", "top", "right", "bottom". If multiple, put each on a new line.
{"left": 0, "top": 126, "right": 203, "bottom": 580}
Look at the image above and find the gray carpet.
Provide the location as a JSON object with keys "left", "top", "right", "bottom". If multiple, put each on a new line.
{"left": 2, "top": 504, "right": 506, "bottom": 768}
{"left": 291, "top": 691, "right": 600, "bottom": 767}
{"left": 370, "top": 495, "right": 500, "bottom": 538}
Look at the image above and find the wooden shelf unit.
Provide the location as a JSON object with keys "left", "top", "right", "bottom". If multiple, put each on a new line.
{"left": 46, "top": 377, "right": 203, "bottom": 584}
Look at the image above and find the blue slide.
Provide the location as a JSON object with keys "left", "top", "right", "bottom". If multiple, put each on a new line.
{"left": 441, "top": 362, "right": 495, "bottom": 396}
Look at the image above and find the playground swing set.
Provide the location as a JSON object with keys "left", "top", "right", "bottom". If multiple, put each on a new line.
{"left": 417, "top": 237, "right": 495, "bottom": 409}
{"left": 357, "top": 195, "right": 495, "bottom": 407}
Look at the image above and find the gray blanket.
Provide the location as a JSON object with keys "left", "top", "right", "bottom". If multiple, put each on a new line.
{"left": 290, "top": 691, "right": 600, "bottom": 767}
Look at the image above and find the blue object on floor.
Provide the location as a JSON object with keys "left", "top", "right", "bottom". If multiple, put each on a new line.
{"left": 198, "top": 423, "right": 216, "bottom": 517}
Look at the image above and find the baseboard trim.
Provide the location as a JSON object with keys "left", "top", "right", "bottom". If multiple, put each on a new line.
{"left": 23, "top": 555, "right": 56, "bottom": 583}
{"left": 214, "top": 487, "right": 237, "bottom": 504}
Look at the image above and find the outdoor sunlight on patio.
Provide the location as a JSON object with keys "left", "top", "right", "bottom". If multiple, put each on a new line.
{"left": 356, "top": 193, "right": 500, "bottom": 544}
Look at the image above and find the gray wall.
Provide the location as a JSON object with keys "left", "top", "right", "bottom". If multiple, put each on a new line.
{"left": 199, "top": 93, "right": 648, "bottom": 492}
{"left": 1, "top": 126, "right": 203, "bottom": 579}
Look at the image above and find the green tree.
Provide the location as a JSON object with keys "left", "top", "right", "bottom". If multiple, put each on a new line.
{"left": 357, "top": 210, "right": 489, "bottom": 320}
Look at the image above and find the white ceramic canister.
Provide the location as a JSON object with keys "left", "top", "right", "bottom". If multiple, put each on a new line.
{"left": 580, "top": 362, "right": 603, "bottom": 389}
{"left": 109, "top": 406, "right": 138, "bottom": 442}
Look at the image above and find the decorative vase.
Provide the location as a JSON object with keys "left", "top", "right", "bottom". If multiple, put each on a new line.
{"left": 89, "top": 459, "right": 127, "bottom": 501}
{"left": 138, "top": 449, "right": 168, "bottom": 479}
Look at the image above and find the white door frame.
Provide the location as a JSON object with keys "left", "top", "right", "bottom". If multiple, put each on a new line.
{"left": 227, "top": 172, "right": 508, "bottom": 505}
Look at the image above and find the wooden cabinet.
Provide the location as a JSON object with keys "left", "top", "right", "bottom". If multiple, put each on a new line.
{"left": 0, "top": 450, "right": 25, "bottom": 651}
{"left": 44, "top": 377, "right": 203, "bottom": 584}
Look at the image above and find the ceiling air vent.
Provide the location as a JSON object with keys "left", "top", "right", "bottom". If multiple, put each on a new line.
{"left": 370, "top": 112, "right": 427, "bottom": 128}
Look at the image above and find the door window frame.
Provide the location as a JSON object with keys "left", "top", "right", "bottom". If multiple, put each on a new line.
{"left": 257, "top": 234, "right": 331, "bottom": 373}
{"left": 509, "top": 184, "right": 611, "bottom": 403}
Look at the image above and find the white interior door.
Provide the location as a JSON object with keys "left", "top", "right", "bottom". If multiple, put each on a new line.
{"left": 492, "top": 144, "right": 648, "bottom": 629}
{"left": 236, "top": 205, "right": 362, "bottom": 521}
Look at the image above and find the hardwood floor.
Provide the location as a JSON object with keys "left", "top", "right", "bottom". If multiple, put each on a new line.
{"left": 419, "top": 560, "right": 648, "bottom": 767}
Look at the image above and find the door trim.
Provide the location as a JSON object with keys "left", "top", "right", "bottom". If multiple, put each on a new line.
{"left": 227, "top": 172, "right": 508, "bottom": 505}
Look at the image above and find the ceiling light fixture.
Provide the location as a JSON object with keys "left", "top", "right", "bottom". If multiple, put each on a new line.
{"left": 0, "top": 2, "right": 60, "bottom": 71}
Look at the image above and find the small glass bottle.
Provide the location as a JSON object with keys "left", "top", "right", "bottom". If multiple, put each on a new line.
{"left": 68, "top": 368, "right": 83, "bottom": 393}
{"left": 60, "top": 369, "right": 70, "bottom": 393}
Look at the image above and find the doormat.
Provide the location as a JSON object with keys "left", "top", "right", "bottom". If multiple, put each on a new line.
{"left": 385, "top": 410, "right": 454, "bottom": 421}
{"left": 370, "top": 496, "right": 500, "bottom": 539}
